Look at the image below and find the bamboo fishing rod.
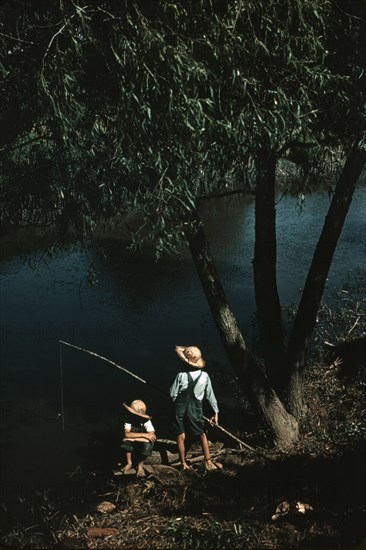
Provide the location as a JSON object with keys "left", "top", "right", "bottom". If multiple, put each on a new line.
{"left": 58, "top": 339, "right": 265, "bottom": 458}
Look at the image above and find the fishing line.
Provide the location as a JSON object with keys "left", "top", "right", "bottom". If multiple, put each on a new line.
{"left": 59, "top": 341, "right": 65, "bottom": 432}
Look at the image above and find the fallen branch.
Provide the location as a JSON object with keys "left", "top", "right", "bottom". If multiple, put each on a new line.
{"left": 170, "top": 450, "right": 225, "bottom": 467}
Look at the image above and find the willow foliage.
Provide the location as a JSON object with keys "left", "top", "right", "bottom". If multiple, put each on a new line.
{"left": 1, "top": 0, "right": 364, "bottom": 254}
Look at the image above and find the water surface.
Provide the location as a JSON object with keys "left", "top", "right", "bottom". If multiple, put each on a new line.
{"left": 0, "top": 185, "right": 365, "bottom": 515}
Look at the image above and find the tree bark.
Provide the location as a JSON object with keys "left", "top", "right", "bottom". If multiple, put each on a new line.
{"left": 253, "top": 152, "right": 286, "bottom": 392}
{"left": 186, "top": 220, "right": 298, "bottom": 449}
{"left": 285, "top": 135, "right": 366, "bottom": 418}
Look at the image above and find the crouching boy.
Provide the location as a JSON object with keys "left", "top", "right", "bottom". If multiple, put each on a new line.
{"left": 121, "top": 400, "right": 156, "bottom": 477}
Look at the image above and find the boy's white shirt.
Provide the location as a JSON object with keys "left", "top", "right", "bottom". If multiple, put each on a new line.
{"left": 124, "top": 419, "right": 155, "bottom": 433}
{"left": 123, "top": 419, "right": 155, "bottom": 443}
{"left": 169, "top": 370, "right": 219, "bottom": 413}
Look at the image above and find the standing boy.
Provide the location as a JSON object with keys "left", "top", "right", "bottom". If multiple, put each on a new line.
{"left": 170, "top": 345, "right": 222, "bottom": 471}
{"left": 121, "top": 399, "right": 156, "bottom": 477}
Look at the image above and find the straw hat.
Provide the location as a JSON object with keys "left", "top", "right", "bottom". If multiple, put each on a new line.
{"left": 122, "top": 400, "right": 151, "bottom": 420}
{"left": 175, "top": 345, "right": 206, "bottom": 368}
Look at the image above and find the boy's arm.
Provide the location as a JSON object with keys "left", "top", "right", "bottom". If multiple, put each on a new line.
{"left": 124, "top": 422, "right": 156, "bottom": 442}
{"left": 124, "top": 430, "right": 156, "bottom": 442}
{"left": 169, "top": 373, "right": 182, "bottom": 401}
{"left": 205, "top": 375, "right": 219, "bottom": 425}
{"left": 124, "top": 428, "right": 156, "bottom": 442}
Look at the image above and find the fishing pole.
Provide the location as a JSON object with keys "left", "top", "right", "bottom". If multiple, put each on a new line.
{"left": 58, "top": 339, "right": 267, "bottom": 458}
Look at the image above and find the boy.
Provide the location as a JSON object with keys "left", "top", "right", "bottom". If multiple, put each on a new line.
{"left": 121, "top": 399, "right": 156, "bottom": 477}
{"left": 170, "top": 345, "right": 222, "bottom": 471}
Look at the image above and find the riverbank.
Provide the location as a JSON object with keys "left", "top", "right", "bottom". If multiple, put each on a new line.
{"left": 1, "top": 355, "right": 365, "bottom": 550}
{"left": 4, "top": 444, "right": 365, "bottom": 550}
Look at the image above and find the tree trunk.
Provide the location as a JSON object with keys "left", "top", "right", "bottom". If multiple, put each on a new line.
{"left": 186, "top": 220, "right": 298, "bottom": 448}
{"left": 285, "top": 135, "right": 366, "bottom": 417}
{"left": 253, "top": 152, "right": 286, "bottom": 392}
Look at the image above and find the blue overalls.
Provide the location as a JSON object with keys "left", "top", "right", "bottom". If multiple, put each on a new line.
{"left": 172, "top": 371, "right": 205, "bottom": 436}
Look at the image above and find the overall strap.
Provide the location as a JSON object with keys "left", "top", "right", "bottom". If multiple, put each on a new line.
{"left": 187, "top": 371, "right": 203, "bottom": 391}
{"left": 192, "top": 371, "right": 203, "bottom": 388}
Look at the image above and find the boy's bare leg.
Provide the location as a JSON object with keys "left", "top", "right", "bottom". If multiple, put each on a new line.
{"left": 121, "top": 452, "right": 133, "bottom": 473}
{"left": 136, "top": 459, "right": 146, "bottom": 477}
{"left": 200, "top": 432, "right": 222, "bottom": 471}
{"left": 177, "top": 433, "right": 190, "bottom": 469}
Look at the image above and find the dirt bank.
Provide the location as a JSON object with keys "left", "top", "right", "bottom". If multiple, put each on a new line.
{"left": 1, "top": 346, "right": 365, "bottom": 549}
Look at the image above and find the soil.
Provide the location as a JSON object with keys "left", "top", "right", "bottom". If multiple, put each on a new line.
{"left": 1, "top": 359, "right": 365, "bottom": 550}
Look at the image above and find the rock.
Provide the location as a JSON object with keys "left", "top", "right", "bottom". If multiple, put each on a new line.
{"left": 145, "top": 464, "right": 187, "bottom": 486}
{"left": 86, "top": 527, "right": 119, "bottom": 538}
{"left": 296, "top": 501, "right": 314, "bottom": 514}
{"left": 96, "top": 501, "right": 116, "bottom": 513}
{"left": 272, "top": 500, "right": 313, "bottom": 521}
{"left": 166, "top": 450, "right": 179, "bottom": 463}
{"left": 113, "top": 467, "right": 136, "bottom": 476}
{"left": 272, "top": 500, "right": 290, "bottom": 520}
{"left": 145, "top": 451, "right": 166, "bottom": 465}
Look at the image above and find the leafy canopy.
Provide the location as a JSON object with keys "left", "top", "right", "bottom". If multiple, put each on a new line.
{"left": 1, "top": 0, "right": 364, "bottom": 254}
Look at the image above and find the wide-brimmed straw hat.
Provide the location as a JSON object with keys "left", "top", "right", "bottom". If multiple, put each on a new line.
{"left": 123, "top": 400, "right": 151, "bottom": 420}
{"left": 175, "top": 345, "right": 206, "bottom": 368}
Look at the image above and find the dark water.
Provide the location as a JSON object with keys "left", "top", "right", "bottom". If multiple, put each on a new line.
{"left": 0, "top": 186, "right": 365, "bottom": 516}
